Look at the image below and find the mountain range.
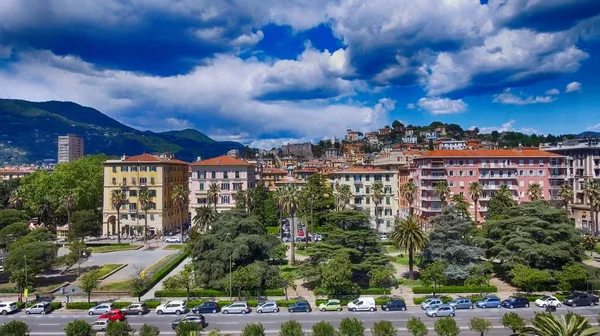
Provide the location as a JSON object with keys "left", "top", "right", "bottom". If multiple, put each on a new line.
{"left": 0, "top": 99, "right": 245, "bottom": 164}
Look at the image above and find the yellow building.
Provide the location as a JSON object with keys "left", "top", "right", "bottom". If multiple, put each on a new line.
{"left": 262, "top": 167, "right": 287, "bottom": 189}
{"left": 102, "top": 153, "right": 189, "bottom": 237}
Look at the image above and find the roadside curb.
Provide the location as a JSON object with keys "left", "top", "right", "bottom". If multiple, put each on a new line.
{"left": 99, "top": 264, "right": 128, "bottom": 281}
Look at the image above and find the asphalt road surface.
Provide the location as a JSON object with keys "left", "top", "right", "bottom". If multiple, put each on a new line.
{"left": 3, "top": 305, "right": 600, "bottom": 335}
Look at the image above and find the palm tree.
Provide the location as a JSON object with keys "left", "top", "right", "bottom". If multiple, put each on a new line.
{"left": 171, "top": 185, "right": 188, "bottom": 243}
{"left": 273, "top": 188, "right": 285, "bottom": 241}
{"left": 233, "top": 189, "right": 248, "bottom": 212}
{"left": 391, "top": 216, "right": 428, "bottom": 281}
{"left": 434, "top": 180, "right": 450, "bottom": 209}
{"left": 558, "top": 184, "right": 574, "bottom": 212}
{"left": 110, "top": 189, "right": 127, "bottom": 243}
{"left": 60, "top": 190, "right": 76, "bottom": 225}
{"left": 527, "top": 183, "right": 543, "bottom": 201}
{"left": 400, "top": 181, "right": 417, "bottom": 216}
{"left": 8, "top": 189, "right": 24, "bottom": 210}
{"left": 518, "top": 312, "right": 598, "bottom": 336}
{"left": 450, "top": 193, "right": 470, "bottom": 218}
{"left": 495, "top": 184, "right": 515, "bottom": 204}
{"left": 192, "top": 204, "right": 217, "bottom": 234}
{"left": 138, "top": 189, "right": 153, "bottom": 246}
{"left": 335, "top": 183, "right": 352, "bottom": 211}
{"left": 35, "top": 197, "right": 54, "bottom": 226}
{"left": 583, "top": 180, "right": 599, "bottom": 236}
{"left": 207, "top": 183, "right": 221, "bottom": 211}
{"left": 282, "top": 185, "right": 300, "bottom": 265}
{"left": 469, "top": 182, "right": 483, "bottom": 223}
{"left": 372, "top": 182, "right": 384, "bottom": 233}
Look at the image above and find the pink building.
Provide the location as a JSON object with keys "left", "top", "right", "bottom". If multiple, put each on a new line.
{"left": 413, "top": 149, "right": 567, "bottom": 225}
{"left": 189, "top": 155, "right": 256, "bottom": 214}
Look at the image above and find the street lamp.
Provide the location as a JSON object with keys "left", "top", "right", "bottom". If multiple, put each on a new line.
{"left": 227, "top": 233, "right": 232, "bottom": 301}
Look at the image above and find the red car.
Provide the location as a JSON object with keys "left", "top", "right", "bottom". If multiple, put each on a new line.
{"left": 99, "top": 309, "right": 126, "bottom": 322}
{"left": 297, "top": 231, "right": 304, "bottom": 236}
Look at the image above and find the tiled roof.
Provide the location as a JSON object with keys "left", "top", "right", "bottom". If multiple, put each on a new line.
{"left": 418, "top": 149, "right": 563, "bottom": 158}
{"left": 191, "top": 155, "right": 250, "bottom": 166}
{"left": 123, "top": 154, "right": 188, "bottom": 165}
{"left": 263, "top": 167, "right": 286, "bottom": 174}
{"left": 296, "top": 168, "right": 318, "bottom": 173}
{"left": 333, "top": 166, "right": 392, "bottom": 173}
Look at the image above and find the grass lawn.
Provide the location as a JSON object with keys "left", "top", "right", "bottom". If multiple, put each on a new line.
{"left": 295, "top": 248, "right": 309, "bottom": 256}
{"left": 143, "top": 253, "right": 178, "bottom": 275}
{"left": 385, "top": 246, "right": 400, "bottom": 253}
{"left": 400, "top": 278, "right": 422, "bottom": 287}
{"left": 163, "top": 244, "right": 186, "bottom": 250}
{"left": 98, "top": 281, "right": 130, "bottom": 292}
{"left": 91, "top": 244, "right": 141, "bottom": 253}
{"left": 394, "top": 255, "right": 409, "bottom": 265}
{"left": 281, "top": 265, "right": 301, "bottom": 279}
{"left": 94, "top": 264, "right": 124, "bottom": 279}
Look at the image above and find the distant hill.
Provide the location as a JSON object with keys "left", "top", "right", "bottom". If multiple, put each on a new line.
{"left": 0, "top": 99, "right": 244, "bottom": 164}
{"left": 578, "top": 131, "right": 600, "bottom": 138}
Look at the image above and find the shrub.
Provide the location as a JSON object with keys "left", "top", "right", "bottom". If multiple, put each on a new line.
{"left": 372, "top": 320, "right": 397, "bottom": 336}
{"left": 144, "top": 251, "right": 188, "bottom": 295}
{"left": 66, "top": 302, "right": 97, "bottom": 310}
{"left": 275, "top": 300, "right": 298, "bottom": 307}
{"left": 264, "top": 289, "right": 285, "bottom": 296}
{"left": 154, "top": 288, "right": 284, "bottom": 298}
{"left": 50, "top": 302, "right": 63, "bottom": 310}
{"left": 64, "top": 320, "right": 93, "bottom": 336}
{"left": 111, "top": 302, "right": 132, "bottom": 309}
{"left": 241, "top": 323, "right": 265, "bottom": 336}
{"left": 186, "top": 300, "right": 205, "bottom": 308}
{"left": 176, "top": 321, "right": 201, "bottom": 336}
{"left": 312, "top": 321, "right": 336, "bottom": 336}
{"left": 139, "top": 324, "right": 161, "bottom": 336}
{"left": 144, "top": 301, "right": 161, "bottom": 309}
{"left": 360, "top": 288, "right": 392, "bottom": 295}
{"left": 434, "top": 317, "right": 459, "bottom": 336}
{"left": 501, "top": 312, "right": 526, "bottom": 333}
{"left": 339, "top": 317, "right": 365, "bottom": 336}
{"left": 0, "top": 320, "right": 29, "bottom": 336}
{"left": 106, "top": 320, "right": 134, "bottom": 336}
{"left": 406, "top": 317, "right": 427, "bottom": 336}
{"left": 412, "top": 285, "right": 497, "bottom": 294}
{"left": 280, "top": 320, "right": 304, "bottom": 336}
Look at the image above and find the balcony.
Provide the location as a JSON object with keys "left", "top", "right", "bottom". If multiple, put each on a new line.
{"left": 420, "top": 185, "right": 436, "bottom": 190}
{"left": 420, "top": 175, "right": 447, "bottom": 180}
{"left": 418, "top": 206, "right": 442, "bottom": 213}
{"left": 420, "top": 195, "right": 442, "bottom": 201}
{"left": 128, "top": 208, "right": 137, "bottom": 213}
{"left": 480, "top": 163, "right": 518, "bottom": 168}
{"left": 479, "top": 175, "right": 517, "bottom": 180}
{"left": 481, "top": 184, "right": 518, "bottom": 190}
{"left": 548, "top": 175, "right": 568, "bottom": 179}
{"left": 420, "top": 164, "right": 446, "bottom": 169}
{"left": 194, "top": 190, "right": 208, "bottom": 195}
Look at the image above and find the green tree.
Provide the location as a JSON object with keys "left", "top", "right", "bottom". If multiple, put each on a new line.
{"left": 391, "top": 215, "right": 428, "bottom": 280}
{"left": 192, "top": 204, "right": 217, "bottom": 234}
{"left": 279, "top": 320, "right": 304, "bottom": 336}
{"left": 0, "top": 209, "right": 28, "bottom": 230}
{"left": 372, "top": 320, "right": 397, "bottom": 336}
{"left": 584, "top": 236, "right": 598, "bottom": 257}
{"left": 316, "top": 254, "right": 360, "bottom": 296}
{"left": 400, "top": 181, "right": 417, "bottom": 216}
{"left": 583, "top": 180, "right": 599, "bottom": 235}
{"left": 171, "top": 264, "right": 198, "bottom": 301}
{"left": 63, "top": 240, "right": 92, "bottom": 276}
{"left": 434, "top": 181, "right": 450, "bottom": 209}
{"left": 555, "top": 263, "right": 587, "bottom": 292}
{"left": 520, "top": 312, "right": 598, "bottom": 336}
{"left": 406, "top": 316, "right": 428, "bottom": 336}
{"left": 558, "top": 184, "right": 574, "bottom": 212}
{"left": 469, "top": 182, "right": 483, "bottom": 223}
{"left": 171, "top": 184, "right": 188, "bottom": 243}
{"left": 208, "top": 183, "right": 221, "bottom": 211}
{"left": 9, "top": 269, "right": 34, "bottom": 301}
{"left": 339, "top": 317, "right": 365, "bottom": 336}
{"left": 469, "top": 318, "right": 492, "bottom": 336}
{"left": 241, "top": 323, "right": 265, "bottom": 336}
{"left": 434, "top": 317, "right": 460, "bottom": 336}
{"left": 509, "top": 264, "right": 550, "bottom": 293}
{"left": 312, "top": 321, "right": 337, "bottom": 336}
{"left": 282, "top": 185, "right": 301, "bottom": 264}
{"left": 176, "top": 322, "right": 201, "bottom": 336}
{"left": 420, "top": 260, "right": 446, "bottom": 296}
{"left": 368, "top": 267, "right": 396, "bottom": 296}
{"left": 79, "top": 270, "right": 101, "bottom": 303}
{"left": 5, "top": 241, "right": 57, "bottom": 292}
{"left": 64, "top": 319, "right": 96, "bottom": 336}
{"left": 0, "top": 320, "right": 30, "bottom": 336}
{"left": 234, "top": 189, "right": 249, "bottom": 212}
{"left": 110, "top": 189, "right": 127, "bottom": 243}
{"left": 6, "top": 187, "right": 24, "bottom": 210}
{"left": 450, "top": 193, "right": 471, "bottom": 218}
{"left": 527, "top": 183, "right": 543, "bottom": 201}
{"left": 334, "top": 184, "right": 353, "bottom": 211}
{"left": 281, "top": 272, "right": 297, "bottom": 301}
{"left": 372, "top": 182, "right": 384, "bottom": 232}
{"left": 487, "top": 184, "right": 517, "bottom": 218}
{"left": 139, "top": 324, "right": 160, "bottom": 336}
{"left": 138, "top": 189, "right": 154, "bottom": 246}
{"left": 61, "top": 190, "right": 76, "bottom": 225}
{"left": 129, "top": 275, "right": 149, "bottom": 302}
{"left": 464, "top": 262, "right": 494, "bottom": 296}
{"left": 0, "top": 222, "right": 30, "bottom": 246}
{"left": 69, "top": 210, "right": 102, "bottom": 240}
{"left": 501, "top": 312, "right": 525, "bottom": 333}
{"left": 105, "top": 320, "right": 134, "bottom": 336}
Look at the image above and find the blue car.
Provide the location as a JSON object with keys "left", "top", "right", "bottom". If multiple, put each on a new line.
{"left": 476, "top": 296, "right": 501, "bottom": 309}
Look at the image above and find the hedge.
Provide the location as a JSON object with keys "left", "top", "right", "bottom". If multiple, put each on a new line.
{"left": 154, "top": 288, "right": 284, "bottom": 298}
{"left": 143, "top": 251, "right": 189, "bottom": 295}
{"left": 264, "top": 289, "right": 285, "bottom": 296}
{"left": 413, "top": 296, "right": 454, "bottom": 305}
{"left": 275, "top": 300, "right": 298, "bottom": 307}
{"left": 144, "top": 301, "right": 161, "bottom": 309}
{"left": 360, "top": 288, "right": 392, "bottom": 295}
{"left": 412, "top": 286, "right": 497, "bottom": 294}
{"left": 111, "top": 302, "right": 132, "bottom": 309}
{"left": 66, "top": 302, "right": 98, "bottom": 310}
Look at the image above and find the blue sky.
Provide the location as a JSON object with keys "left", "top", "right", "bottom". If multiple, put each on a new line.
{"left": 0, "top": 0, "right": 599, "bottom": 148}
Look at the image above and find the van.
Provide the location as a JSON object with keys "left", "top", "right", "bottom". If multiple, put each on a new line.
{"left": 347, "top": 297, "right": 376, "bottom": 312}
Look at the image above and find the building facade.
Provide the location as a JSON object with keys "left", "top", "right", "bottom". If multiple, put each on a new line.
{"left": 189, "top": 155, "right": 256, "bottom": 214}
{"left": 102, "top": 154, "right": 189, "bottom": 237}
{"left": 0, "top": 167, "right": 35, "bottom": 181}
{"left": 412, "top": 149, "right": 567, "bottom": 226}
{"left": 57, "top": 135, "right": 84, "bottom": 163}
{"left": 329, "top": 166, "right": 399, "bottom": 233}
{"left": 262, "top": 167, "right": 287, "bottom": 189}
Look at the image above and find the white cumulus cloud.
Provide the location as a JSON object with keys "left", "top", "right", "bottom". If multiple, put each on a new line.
{"left": 566, "top": 81, "right": 582, "bottom": 92}
{"left": 416, "top": 97, "right": 467, "bottom": 115}
{"left": 492, "top": 88, "right": 556, "bottom": 105}
{"left": 545, "top": 88, "right": 559, "bottom": 95}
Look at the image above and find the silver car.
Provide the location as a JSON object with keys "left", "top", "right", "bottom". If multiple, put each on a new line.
{"left": 91, "top": 320, "right": 108, "bottom": 331}
{"left": 420, "top": 298, "right": 443, "bottom": 310}
{"left": 426, "top": 304, "right": 455, "bottom": 317}
{"left": 88, "top": 303, "right": 113, "bottom": 315}
{"left": 221, "top": 302, "right": 251, "bottom": 314}
{"left": 256, "top": 301, "right": 279, "bottom": 314}
{"left": 25, "top": 302, "right": 51, "bottom": 315}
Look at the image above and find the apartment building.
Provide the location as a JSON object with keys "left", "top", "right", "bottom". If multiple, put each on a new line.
{"left": 436, "top": 140, "right": 467, "bottom": 150}
{"left": 329, "top": 166, "right": 399, "bottom": 233}
{"left": 57, "top": 134, "right": 84, "bottom": 163}
{"left": 102, "top": 154, "right": 188, "bottom": 237}
{"left": 373, "top": 150, "right": 420, "bottom": 218}
{"left": 413, "top": 149, "right": 567, "bottom": 225}
{"left": 0, "top": 167, "right": 35, "bottom": 181}
{"left": 189, "top": 155, "right": 256, "bottom": 213}
{"left": 262, "top": 167, "right": 287, "bottom": 189}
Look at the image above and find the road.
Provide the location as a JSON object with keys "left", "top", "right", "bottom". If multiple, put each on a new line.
{"left": 4, "top": 305, "right": 600, "bottom": 335}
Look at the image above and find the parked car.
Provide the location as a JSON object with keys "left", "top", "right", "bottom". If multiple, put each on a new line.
{"left": 91, "top": 320, "right": 109, "bottom": 331}
{"left": 381, "top": 299, "right": 407, "bottom": 312}
{"left": 319, "top": 299, "right": 342, "bottom": 312}
{"left": 502, "top": 297, "right": 530, "bottom": 309}
{"left": 171, "top": 314, "right": 206, "bottom": 329}
{"left": 122, "top": 303, "right": 150, "bottom": 315}
{"left": 476, "top": 296, "right": 501, "bottom": 309}
{"left": 221, "top": 302, "right": 251, "bottom": 314}
{"left": 347, "top": 297, "right": 377, "bottom": 312}
{"left": 563, "top": 293, "right": 599, "bottom": 307}
{"left": 426, "top": 304, "right": 455, "bottom": 317}
{"left": 256, "top": 301, "right": 279, "bottom": 314}
{"left": 88, "top": 303, "right": 113, "bottom": 315}
{"left": 448, "top": 298, "right": 474, "bottom": 310}
{"left": 192, "top": 302, "right": 220, "bottom": 314}
{"left": 99, "top": 309, "right": 127, "bottom": 322}
{"left": 288, "top": 301, "right": 312, "bottom": 313}
{"left": 156, "top": 300, "right": 188, "bottom": 315}
{"left": 380, "top": 234, "right": 388, "bottom": 241}
{"left": 164, "top": 236, "right": 181, "bottom": 243}
{"left": 25, "top": 301, "right": 51, "bottom": 315}
{"left": 420, "top": 298, "right": 443, "bottom": 310}
{"left": 535, "top": 295, "right": 561, "bottom": 308}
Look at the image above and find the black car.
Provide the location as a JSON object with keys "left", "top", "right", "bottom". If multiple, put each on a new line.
{"left": 288, "top": 301, "right": 312, "bottom": 313}
{"left": 563, "top": 293, "right": 599, "bottom": 307}
{"left": 381, "top": 299, "right": 407, "bottom": 312}
{"left": 502, "top": 297, "right": 530, "bottom": 309}
{"left": 192, "top": 302, "right": 219, "bottom": 314}
{"left": 171, "top": 314, "right": 206, "bottom": 329}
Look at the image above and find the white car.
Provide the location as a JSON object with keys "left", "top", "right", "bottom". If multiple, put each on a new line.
{"left": 535, "top": 295, "right": 561, "bottom": 308}
{"left": 0, "top": 301, "right": 19, "bottom": 315}
{"left": 92, "top": 320, "right": 108, "bottom": 331}
{"left": 156, "top": 300, "right": 188, "bottom": 315}
{"left": 164, "top": 237, "right": 181, "bottom": 243}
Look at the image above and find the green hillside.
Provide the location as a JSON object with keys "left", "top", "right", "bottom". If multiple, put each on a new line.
{"left": 0, "top": 99, "right": 244, "bottom": 164}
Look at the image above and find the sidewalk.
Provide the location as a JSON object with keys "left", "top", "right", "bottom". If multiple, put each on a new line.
{"left": 141, "top": 256, "right": 190, "bottom": 300}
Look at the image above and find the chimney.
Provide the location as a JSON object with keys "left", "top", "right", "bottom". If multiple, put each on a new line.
{"left": 196, "top": 156, "right": 202, "bottom": 162}
{"left": 518, "top": 143, "right": 523, "bottom": 152}
{"left": 121, "top": 154, "right": 126, "bottom": 161}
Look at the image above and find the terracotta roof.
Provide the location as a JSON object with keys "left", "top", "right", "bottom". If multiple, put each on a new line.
{"left": 334, "top": 166, "right": 392, "bottom": 173}
{"left": 263, "top": 167, "right": 286, "bottom": 174}
{"left": 191, "top": 155, "right": 250, "bottom": 166}
{"left": 123, "top": 154, "right": 188, "bottom": 165}
{"left": 0, "top": 169, "right": 34, "bottom": 174}
{"left": 296, "top": 168, "right": 318, "bottom": 173}
{"left": 418, "top": 149, "right": 563, "bottom": 158}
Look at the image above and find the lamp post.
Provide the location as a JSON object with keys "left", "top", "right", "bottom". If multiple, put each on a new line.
{"left": 227, "top": 233, "right": 232, "bottom": 301}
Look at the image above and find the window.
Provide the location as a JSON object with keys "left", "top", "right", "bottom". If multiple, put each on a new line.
{"left": 235, "top": 171, "right": 240, "bottom": 178}
{"left": 221, "top": 183, "right": 230, "bottom": 190}
{"left": 386, "top": 197, "right": 390, "bottom": 205}
{"left": 375, "top": 175, "right": 382, "bottom": 181}
{"left": 384, "top": 209, "right": 392, "bottom": 216}
{"left": 112, "top": 177, "right": 116, "bottom": 185}
{"left": 223, "top": 172, "right": 229, "bottom": 179}
{"left": 233, "top": 183, "right": 243, "bottom": 190}
{"left": 469, "top": 160, "right": 474, "bottom": 166}
{"left": 458, "top": 160, "right": 464, "bottom": 166}
{"left": 366, "top": 197, "right": 371, "bottom": 204}
{"left": 141, "top": 166, "right": 147, "bottom": 172}
{"left": 122, "top": 177, "right": 127, "bottom": 185}
{"left": 354, "top": 175, "right": 361, "bottom": 182}
{"left": 354, "top": 197, "right": 361, "bottom": 204}
{"left": 449, "top": 181, "right": 455, "bottom": 187}
{"left": 529, "top": 159, "right": 534, "bottom": 165}
{"left": 120, "top": 166, "right": 128, "bottom": 172}
{"left": 519, "top": 181, "right": 524, "bottom": 187}
{"left": 129, "top": 190, "right": 137, "bottom": 197}
{"left": 385, "top": 174, "right": 390, "bottom": 182}
{"left": 211, "top": 171, "right": 216, "bottom": 179}
{"left": 449, "top": 171, "right": 454, "bottom": 176}
{"left": 529, "top": 170, "right": 534, "bottom": 176}
{"left": 150, "top": 177, "right": 155, "bottom": 184}
{"left": 355, "top": 186, "right": 360, "bottom": 193}
{"left": 221, "top": 195, "right": 230, "bottom": 204}
{"left": 538, "top": 170, "right": 544, "bottom": 176}
{"left": 459, "top": 181, "right": 464, "bottom": 187}
{"left": 539, "top": 159, "right": 544, "bottom": 165}
{"left": 384, "top": 186, "right": 392, "bottom": 194}
{"left": 112, "top": 167, "right": 117, "bottom": 173}
{"left": 449, "top": 160, "right": 454, "bottom": 165}
{"left": 539, "top": 181, "right": 544, "bottom": 187}
{"left": 199, "top": 183, "right": 204, "bottom": 191}
{"left": 345, "top": 175, "right": 350, "bottom": 181}
{"left": 519, "top": 191, "right": 524, "bottom": 197}
{"left": 149, "top": 190, "right": 156, "bottom": 197}
{"left": 150, "top": 166, "right": 157, "bottom": 172}
{"left": 131, "top": 166, "right": 138, "bottom": 172}
{"left": 459, "top": 171, "right": 464, "bottom": 176}
{"left": 140, "top": 177, "right": 147, "bottom": 185}
{"left": 519, "top": 170, "right": 524, "bottom": 176}
{"left": 365, "top": 175, "right": 370, "bottom": 181}
{"left": 128, "top": 203, "right": 137, "bottom": 210}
